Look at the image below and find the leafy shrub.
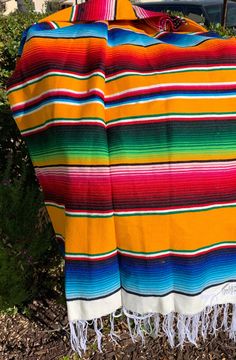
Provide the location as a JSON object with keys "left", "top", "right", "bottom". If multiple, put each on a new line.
{"left": 0, "top": 164, "right": 63, "bottom": 310}
{"left": 0, "top": 7, "right": 45, "bottom": 105}
{"left": 208, "top": 22, "right": 236, "bottom": 37}
{"left": 0, "top": 8, "right": 64, "bottom": 311}
{"left": 0, "top": 105, "right": 64, "bottom": 310}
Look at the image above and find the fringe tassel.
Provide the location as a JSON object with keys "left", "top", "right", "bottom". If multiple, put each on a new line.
{"left": 69, "top": 303, "right": 236, "bottom": 356}
{"left": 229, "top": 304, "right": 236, "bottom": 340}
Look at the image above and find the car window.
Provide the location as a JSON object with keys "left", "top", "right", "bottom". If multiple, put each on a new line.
{"left": 205, "top": 4, "right": 236, "bottom": 27}
{"left": 137, "top": 4, "right": 205, "bottom": 24}
{"left": 227, "top": 4, "right": 236, "bottom": 27}
{"left": 181, "top": 5, "right": 205, "bottom": 24}
{"left": 205, "top": 4, "right": 222, "bottom": 24}
{"left": 136, "top": 4, "right": 185, "bottom": 14}
{"left": 184, "top": 5, "right": 203, "bottom": 17}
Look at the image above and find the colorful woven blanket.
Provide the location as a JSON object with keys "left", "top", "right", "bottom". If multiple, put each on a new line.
{"left": 7, "top": 0, "right": 236, "bottom": 354}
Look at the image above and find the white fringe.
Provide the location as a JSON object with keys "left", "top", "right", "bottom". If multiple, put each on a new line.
{"left": 229, "top": 304, "right": 236, "bottom": 340}
{"left": 69, "top": 303, "right": 236, "bottom": 356}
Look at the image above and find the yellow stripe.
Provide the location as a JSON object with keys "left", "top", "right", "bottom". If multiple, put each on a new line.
{"left": 47, "top": 206, "right": 236, "bottom": 254}
{"left": 46, "top": 205, "right": 66, "bottom": 238}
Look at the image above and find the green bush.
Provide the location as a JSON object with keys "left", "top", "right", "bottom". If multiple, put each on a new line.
{"left": 0, "top": 7, "right": 46, "bottom": 105}
{"left": 208, "top": 22, "right": 236, "bottom": 37}
{"left": 0, "top": 8, "right": 64, "bottom": 311}
{"left": 0, "top": 105, "right": 64, "bottom": 310}
{"left": 0, "top": 164, "right": 63, "bottom": 310}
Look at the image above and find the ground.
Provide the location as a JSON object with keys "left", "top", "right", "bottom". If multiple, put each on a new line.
{"left": 1, "top": 297, "right": 236, "bottom": 359}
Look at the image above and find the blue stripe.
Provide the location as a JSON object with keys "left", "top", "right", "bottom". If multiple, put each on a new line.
{"left": 65, "top": 248, "right": 236, "bottom": 300}
{"left": 26, "top": 22, "right": 108, "bottom": 41}
{"left": 119, "top": 248, "right": 236, "bottom": 295}
{"left": 108, "top": 29, "right": 217, "bottom": 47}
{"left": 26, "top": 23, "right": 219, "bottom": 48}
{"left": 13, "top": 88, "right": 236, "bottom": 117}
{"left": 65, "top": 257, "right": 121, "bottom": 299}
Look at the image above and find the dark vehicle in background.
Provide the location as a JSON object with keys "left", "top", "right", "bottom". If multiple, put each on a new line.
{"left": 134, "top": 0, "right": 236, "bottom": 29}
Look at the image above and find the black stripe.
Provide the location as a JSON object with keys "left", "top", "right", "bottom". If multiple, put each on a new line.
{"left": 45, "top": 195, "right": 236, "bottom": 211}
{"left": 66, "top": 287, "right": 121, "bottom": 301}
{"left": 26, "top": 35, "right": 107, "bottom": 42}
{"left": 34, "top": 158, "right": 236, "bottom": 169}
{"left": 122, "top": 279, "right": 236, "bottom": 298}
{"left": 114, "top": 0, "right": 117, "bottom": 20}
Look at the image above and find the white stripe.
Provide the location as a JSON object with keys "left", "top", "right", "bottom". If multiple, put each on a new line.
{"left": 13, "top": 82, "right": 236, "bottom": 110}
{"left": 13, "top": 81, "right": 236, "bottom": 110}
{"left": 21, "top": 113, "right": 236, "bottom": 136}
{"left": 105, "top": 82, "right": 236, "bottom": 100}
{"left": 56, "top": 234, "right": 65, "bottom": 241}
{"left": 108, "top": 113, "right": 236, "bottom": 126}
{"left": 106, "top": 65, "right": 236, "bottom": 82}
{"left": 118, "top": 242, "right": 236, "bottom": 258}
{"left": 49, "top": 21, "right": 58, "bottom": 29}
{"left": 66, "top": 249, "right": 117, "bottom": 260}
{"left": 66, "top": 210, "right": 114, "bottom": 217}
{"left": 62, "top": 201, "right": 236, "bottom": 217}
{"left": 8, "top": 66, "right": 236, "bottom": 93}
{"left": 7, "top": 71, "right": 105, "bottom": 93}
{"left": 108, "top": 94, "right": 236, "bottom": 109}
{"left": 108, "top": 0, "right": 115, "bottom": 19}
{"left": 13, "top": 93, "right": 236, "bottom": 119}
{"left": 71, "top": 6, "right": 76, "bottom": 22}
{"left": 65, "top": 242, "right": 236, "bottom": 260}
{"left": 116, "top": 202, "right": 236, "bottom": 214}
{"left": 35, "top": 160, "right": 236, "bottom": 175}
{"left": 22, "top": 119, "right": 106, "bottom": 135}
{"left": 12, "top": 88, "right": 104, "bottom": 110}
{"left": 67, "top": 283, "right": 236, "bottom": 320}
{"left": 45, "top": 201, "right": 65, "bottom": 209}
{"left": 13, "top": 99, "right": 104, "bottom": 119}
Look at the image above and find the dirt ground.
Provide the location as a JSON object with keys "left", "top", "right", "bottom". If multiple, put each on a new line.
{"left": 1, "top": 297, "right": 236, "bottom": 360}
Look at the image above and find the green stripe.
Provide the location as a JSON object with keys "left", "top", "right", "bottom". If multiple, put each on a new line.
{"left": 7, "top": 73, "right": 105, "bottom": 95}
{"left": 105, "top": 67, "right": 236, "bottom": 83}
{"left": 66, "top": 212, "right": 114, "bottom": 218}
{"left": 69, "top": 6, "right": 74, "bottom": 22}
{"left": 107, "top": 112, "right": 236, "bottom": 125}
{"left": 51, "top": 21, "right": 59, "bottom": 29}
{"left": 26, "top": 120, "right": 236, "bottom": 159}
{"left": 45, "top": 203, "right": 64, "bottom": 209}
{"left": 66, "top": 249, "right": 116, "bottom": 256}
{"left": 62, "top": 203, "right": 236, "bottom": 217}
{"left": 21, "top": 117, "right": 105, "bottom": 134}
{"left": 8, "top": 66, "right": 236, "bottom": 94}
{"left": 65, "top": 240, "right": 236, "bottom": 256}
{"left": 31, "top": 148, "right": 236, "bottom": 163}
{"left": 21, "top": 112, "right": 236, "bottom": 134}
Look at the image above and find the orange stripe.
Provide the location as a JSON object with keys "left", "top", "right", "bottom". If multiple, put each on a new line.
{"left": 47, "top": 206, "right": 236, "bottom": 254}
{"left": 10, "top": 69, "right": 236, "bottom": 105}
{"left": 13, "top": 96, "right": 236, "bottom": 132}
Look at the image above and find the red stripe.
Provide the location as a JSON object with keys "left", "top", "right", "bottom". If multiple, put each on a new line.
{"left": 65, "top": 252, "right": 116, "bottom": 261}
{"left": 13, "top": 89, "right": 104, "bottom": 112}
{"left": 117, "top": 244, "right": 236, "bottom": 259}
{"left": 65, "top": 244, "right": 236, "bottom": 261}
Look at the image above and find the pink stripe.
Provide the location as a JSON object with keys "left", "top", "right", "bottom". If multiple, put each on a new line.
{"left": 37, "top": 170, "right": 236, "bottom": 198}
{"left": 35, "top": 161, "right": 236, "bottom": 176}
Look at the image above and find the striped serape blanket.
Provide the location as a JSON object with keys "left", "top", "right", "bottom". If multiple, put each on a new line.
{"left": 7, "top": 0, "right": 236, "bottom": 354}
